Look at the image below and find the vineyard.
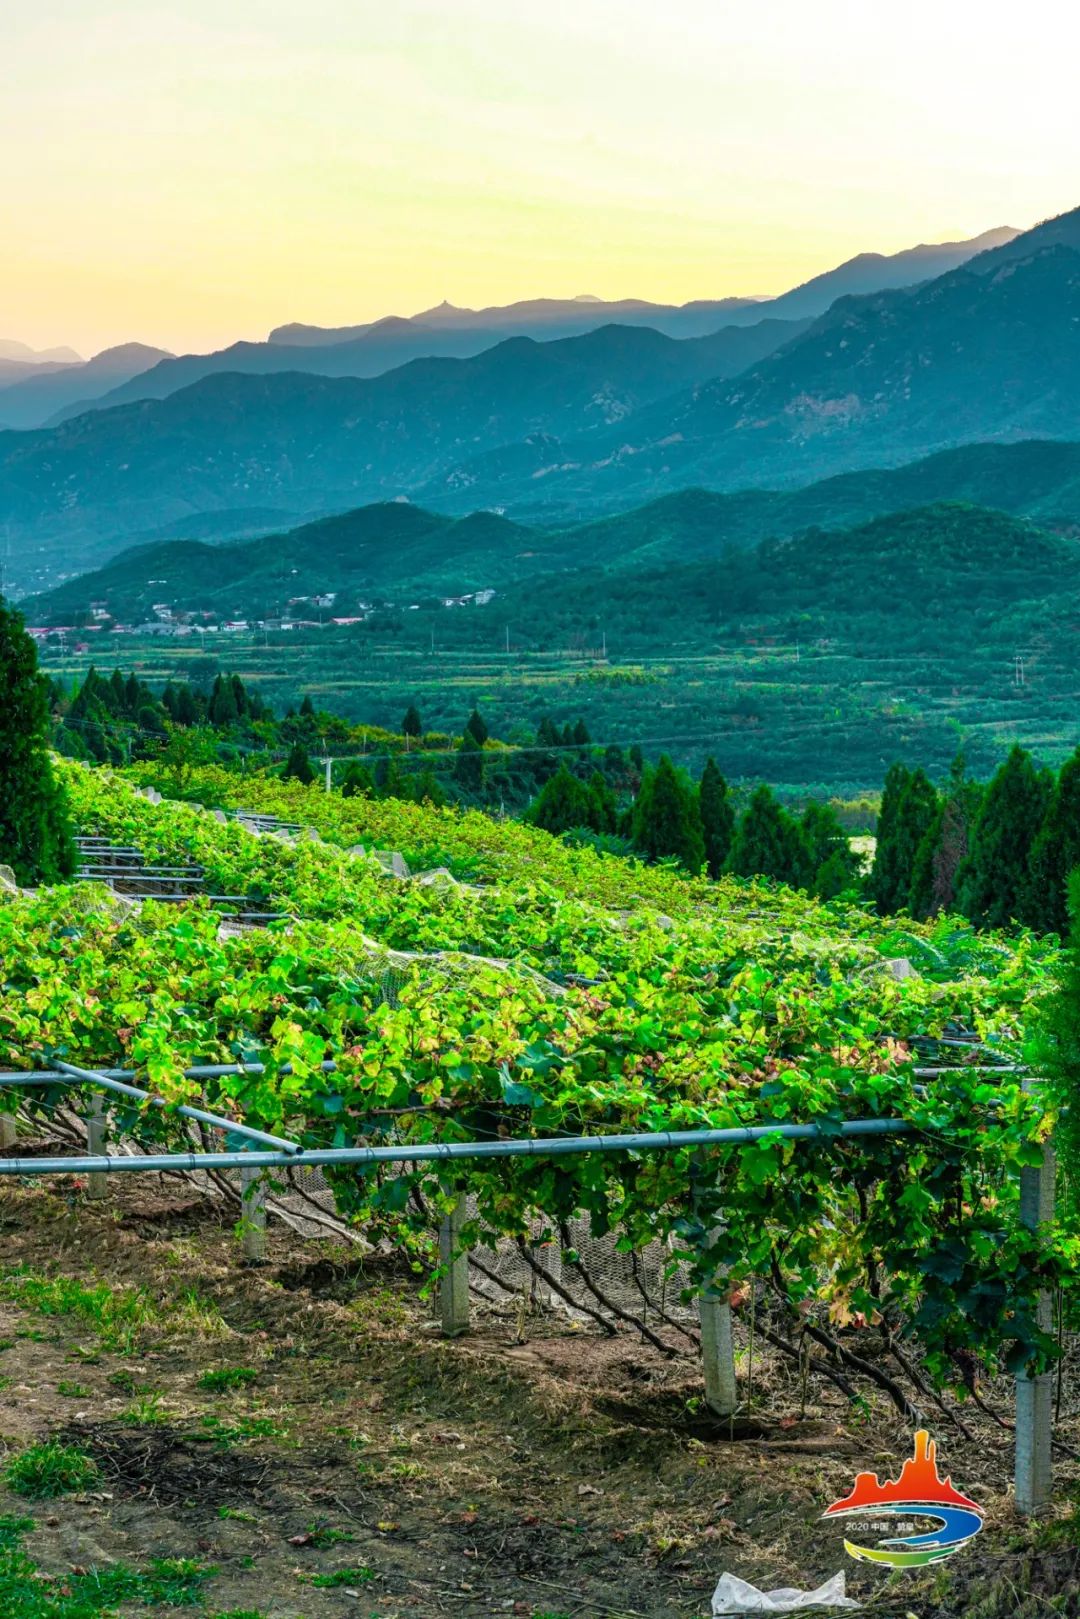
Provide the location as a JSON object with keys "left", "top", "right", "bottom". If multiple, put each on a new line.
{"left": 1, "top": 758, "right": 1079, "bottom": 1616}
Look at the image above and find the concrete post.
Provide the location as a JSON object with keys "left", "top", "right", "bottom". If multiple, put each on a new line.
{"left": 85, "top": 1096, "right": 108, "bottom": 1199}
{"left": 240, "top": 1165, "right": 267, "bottom": 1262}
{"left": 1015, "top": 1079, "right": 1055, "bottom": 1515}
{"left": 439, "top": 1190, "right": 470, "bottom": 1337}
{"left": 0, "top": 1113, "right": 16, "bottom": 1151}
{"left": 699, "top": 1289, "right": 738, "bottom": 1417}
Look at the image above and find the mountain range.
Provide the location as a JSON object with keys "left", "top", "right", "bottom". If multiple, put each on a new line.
{"left": 0, "top": 343, "right": 172, "bottom": 430}
{"left": 1, "top": 225, "right": 1014, "bottom": 430}
{"left": 5, "top": 210, "right": 1078, "bottom": 598}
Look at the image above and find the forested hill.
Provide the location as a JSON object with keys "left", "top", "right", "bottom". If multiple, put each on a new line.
{"left": 22, "top": 441, "right": 1080, "bottom": 627}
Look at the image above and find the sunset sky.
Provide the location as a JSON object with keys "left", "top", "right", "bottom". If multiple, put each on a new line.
{"left": 6, "top": 0, "right": 1080, "bottom": 357}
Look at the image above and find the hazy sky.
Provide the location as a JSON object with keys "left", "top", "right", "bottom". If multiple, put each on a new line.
{"left": 5, "top": 0, "right": 1080, "bottom": 356}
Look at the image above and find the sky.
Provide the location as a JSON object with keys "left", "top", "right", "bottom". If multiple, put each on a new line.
{"left": 4, "top": 0, "right": 1080, "bottom": 357}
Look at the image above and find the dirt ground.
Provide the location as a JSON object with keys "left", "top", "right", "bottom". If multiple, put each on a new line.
{"left": 0, "top": 1173, "right": 1078, "bottom": 1619}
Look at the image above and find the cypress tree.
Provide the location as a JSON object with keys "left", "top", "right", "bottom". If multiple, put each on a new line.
{"left": 299, "top": 695, "right": 315, "bottom": 719}
{"left": 631, "top": 755, "right": 705, "bottom": 873}
{"left": 527, "top": 763, "right": 592, "bottom": 834}
{"left": 124, "top": 671, "right": 140, "bottom": 715}
{"left": 801, "top": 799, "right": 858, "bottom": 896}
{"left": 283, "top": 742, "right": 315, "bottom": 785}
{"left": 957, "top": 745, "right": 1051, "bottom": 929}
{"left": 1027, "top": 746, "right": 1080, "bottom": 935}
{"left": 209, "top": 674, "right": 238, "bottom": 727}
{"left": 402, "top": 703, "right": 422, "bottom": 738}
{"left": 230, "top": 673, "right": 248, "bottom": 716}
{"left": 340, "top": 762, "right": 375, "bottom": 799}
{"left": 0, "top": 598, "right": 77, "bottom": 885}
{"left": 572, "top": 719, "right": 591, "bottom": 747}
{"left": 586, "top": 769, "right": 617, "bottom": 834}
{"left": 698, "top": 758, "right": 735, "bottom": 878}
{"left": 909, "top": 755, "right": 981, "bottom": 919}
{"left": 727, "top": 785, "right": 806, "bottom": 886}
{"left": 871, "top": 766, "right": 938, "bottom": 916}
{"left": 465, "top": 707, "right": 488, "bottom": 746}
{"left": 870, "top": 763, "right": 911, "bottom": 914}
{"left": 175, "top": 684, "right": 198, "bottom": 726}
{"left": 454, "top": 732, "right": 485, "bottom": 793}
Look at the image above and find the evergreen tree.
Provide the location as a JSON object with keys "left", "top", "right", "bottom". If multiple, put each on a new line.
{"left": 124, "top": 671, "right": 140, "bottom": 714}
{"left": 537, "top": 717, "right": 560, "bottom": 747}
{"left": 464, "top": 707, "right": 488, "bottom": 746}
{"left": 870, "top": 764, "right": 911, "bottom": 914}
{"left": 340, "top": 762, "right": 376, "bottom": 799}
{"left": 299, "top": 694, "right": 315, "bottom": 718}
{"left": 909, "top": 755, "right": 981, "bottom": 919}
{"left": 871, "top": 765, "right": 938, "bottom": 916}
{"left": 454, "top": 732, "right": 485, "bottom": 793}
{"left": 230, "top": 673, "right": 248, "bottom": 716}
{"left": 162, "top": 682, "right": 179, "bottom": 721}
{"left": 698, "top": 758, "right": 735, "bottom": 878}
{"left": 413, "top": 768, "right": 447, "bottom": 807}
{"left": 630, "top": 755, "right": 705, "bottom": 873}
{"left": 0, "top": 598, "right": 77, "bottom": 885}
{"left": 209, "top": 674, "right": 238, "bottom": 727}
{"left": 727, "top": 785, "right": 806, "bottom": 886}
{"left": 1027, "top": 746, "right": 1080, "bottom": 935}
{"left": 586, "top": 770, "right": 617, "bottom": 834}
{"left": 572, "top": 719, "right": 591, "bottom": 747}
{"left": 108, "top": 668, "right": 127, "bottom": 713}
{"left": 527, "top": 763, "right": 593, "bottom": 834}
{"left": 801, "top": 799, "right": 859, "bottom": 896}
{"left": 175, "top": 684, "right": 199, "bottom": 727}
{"left": 958, "top": 745, "right": 1052, "bottom": 929}
{"left": 402, "top": 703, "right": 422, "bottom": 738}
{"left": 283, "top": 742, "right": 315, "bottom": 785}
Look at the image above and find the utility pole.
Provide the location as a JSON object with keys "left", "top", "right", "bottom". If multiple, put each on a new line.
{"left": 1014, "top": 654, "right": 1026, "bottom": 688}
{"left": 319, "top": 756, "right": 333, "bottom": 793}
{"left": 505, "top": 625, "right": 510, "bottom": 654}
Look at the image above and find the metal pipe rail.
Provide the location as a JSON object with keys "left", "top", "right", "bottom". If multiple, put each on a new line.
{"left": 36, "top": 1060, "right": 302, "bottom": 1155}
{"left": 0, "top": 1115, "right": 915, "bottom": 1176}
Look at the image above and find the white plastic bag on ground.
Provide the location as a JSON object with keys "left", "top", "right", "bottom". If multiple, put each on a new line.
{"left": 712, "top": 1570, "right": 859, "bottom": 1614}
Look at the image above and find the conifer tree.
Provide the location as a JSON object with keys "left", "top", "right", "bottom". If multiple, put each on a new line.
{"left": 454, "top": 732, "right": 485, "bottom": 793}
{"left": 175, "top": 684, "right": 199, "bottom": 727}
{"left": 1026, "top": 746, "right": 1080, "bottom": 935}
{"left": 402, "top": 703, "right": 422, "bottom": 738}
{"left": 698, "top": 758, "right": 735, "bottom": 878}
{"left": 465, "top": 707, "right": 488, "bottom": 746}
{"left": 871, "top": 765, "right": 937, "bottom": 915}
{"left": 909, "top": 755, "right": 981, "bottom": 919}
{"left": 413, "top": 768, "right": 447, "bottom": 807}
{"left": 957, "top": 745, "right": 1051, "bottom": 929}
{"left": 340, "top": 762, "right": 375, "bottom": 799}
{"left": 586, "top": 770, "right": 617, "bottom": 834}
{"left": 801, "top": 799, "right": 859, "bottom": 896}
{"left": 631, "top": 755, "right": 705, "bottom": 873}
{"left": 0, "top": 597, "right": 76, "bottom": 884}
{"left": 299, "top": 695, "right": 315, "bottom": 719}
{"left": 727, "top": 785, "right": 806, "bottom": 886}
{"left": 572, "top": 719, "right": 591, "bottom": 747}
{"left": 283, "top": 742, "right": 316, "bottom": 785}
{"left": 527, "top": 763, "right": 592, "bottom": 834}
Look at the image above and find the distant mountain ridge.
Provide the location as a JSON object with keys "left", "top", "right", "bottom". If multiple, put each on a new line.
{"left": 0, "top": 319, "right": 812, "bottom": 581}
{"left": 31, "top": 223, "right": 1017, "bottom": 428}
{"left": 0, "top": 343, "right": 173, "bottom": 430}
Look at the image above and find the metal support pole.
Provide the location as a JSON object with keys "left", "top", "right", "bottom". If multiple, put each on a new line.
{"left": 240, "top": 1165, "right": 267, "bottom": 1262}
{"left": 439, "top": 1190, "right": 470, "bottom": 1337}
{"left": 85, "top": 1096, "right": 107, "bottom": 1199}
{"left": 1015, "top": 1079, "right": 1055, "bottom": 1515}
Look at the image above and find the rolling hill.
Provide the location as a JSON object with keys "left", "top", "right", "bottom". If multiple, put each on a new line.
{"left": 23, "top": 443, "right": 1080, "bottom": 629}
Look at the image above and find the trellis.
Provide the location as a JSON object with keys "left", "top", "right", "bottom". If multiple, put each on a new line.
{"left": 0, "top": 1057, "right": 1057, "bottom": 1516}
